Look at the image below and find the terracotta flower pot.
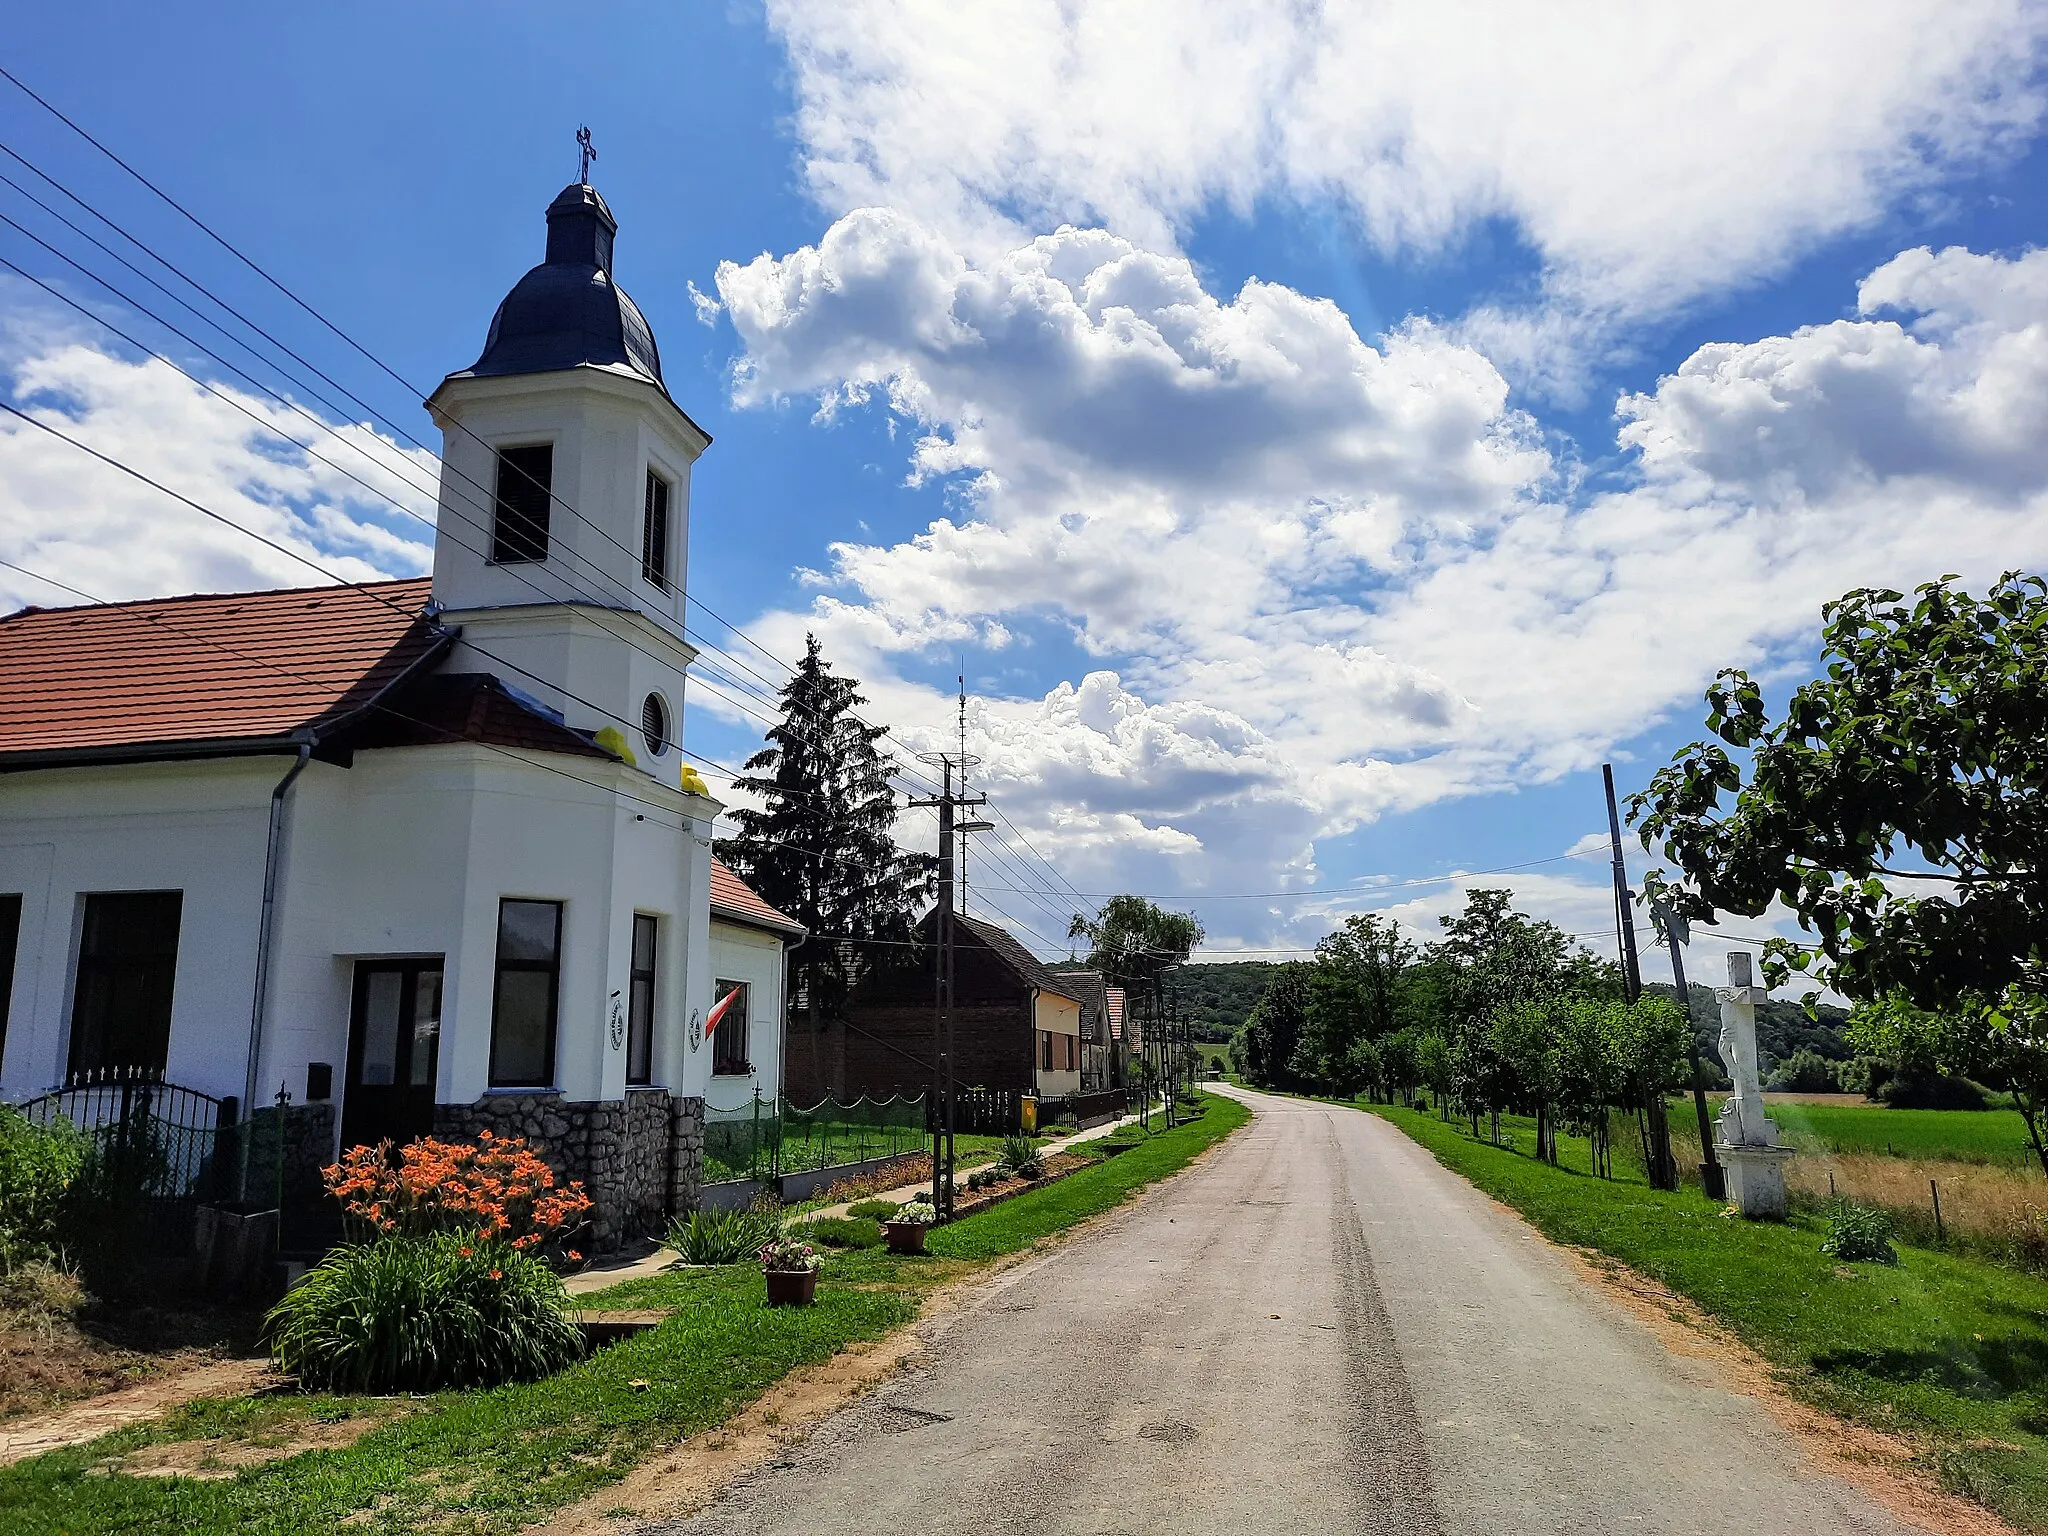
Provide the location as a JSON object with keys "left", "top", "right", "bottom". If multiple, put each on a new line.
{"left": 763, "top": 1267, "right": 818, "bottom": 1306}
{"left": 882, "top": 1220, "right": 929, "bottom": 1255}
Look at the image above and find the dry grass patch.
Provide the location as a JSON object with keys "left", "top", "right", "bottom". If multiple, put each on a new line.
{"left": 0, "top": 1265, "right": 215, "bottom": 1422}
{"left": 109, "top": 1406, "right": 401, "bottom": 1482}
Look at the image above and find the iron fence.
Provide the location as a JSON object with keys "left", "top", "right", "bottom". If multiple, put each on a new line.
{"left": 935, "top": 1086, "right": 1024, "bottom": 1135}
{"left": 703, "top": 1089, "right": 928, "bottom": 1183}
{"left": 9, "top": 1066, "right": 240, "bottom": 1257}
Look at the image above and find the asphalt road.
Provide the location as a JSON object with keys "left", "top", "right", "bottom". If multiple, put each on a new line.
{"left": 643, "top": 1087, "right": 1926, "bottom": 1536}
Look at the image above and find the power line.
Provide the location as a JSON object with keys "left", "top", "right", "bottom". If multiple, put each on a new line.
{"left": 0, "top": 70, "right": 1070, "bottom": 906}
{"left": 0, "top": 105, "right": 957, "bottom": 808}
{"left": 0, "top": 122, "right": 953, "bottom": 807}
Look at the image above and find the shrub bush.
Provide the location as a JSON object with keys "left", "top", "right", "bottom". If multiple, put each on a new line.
{"left": 266, "top": 1234, "right": 582, "bottom": 1392}
{"left": 1875, "top": 1066, "right": 1993, "bottom": 1111}
{"left": 325, "top": 1133, "right": 591, "bottom": 1254}
{"left": 667, "top": 1207, "right": 782, "bottom": 1265}
{"left": 0, "top": 1109, "right": 84, "bottom": 1273}
{"left": 1819, "top": 1201, "right": 1898, "bottom": 1265}
{"left": 1764, "top": 1049, "right": 1844, "bottom": 1094}
{"left": 802, "top": 1216, "right": 883, "bottom": 1249}
{"left": 845, "top": 1199, "right": 901, "bottom": 1221}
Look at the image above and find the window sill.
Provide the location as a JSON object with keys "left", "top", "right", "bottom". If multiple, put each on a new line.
{"left": 484, "top": 1084, "right": 562, "bottom": 1096}
{"left": 710, "top": 1065, "right": 755, "bottom": 1077}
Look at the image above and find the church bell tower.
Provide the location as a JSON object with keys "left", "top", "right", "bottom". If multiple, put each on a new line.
{"left": 425, "top": 176, "right": 709, "bottom": 780}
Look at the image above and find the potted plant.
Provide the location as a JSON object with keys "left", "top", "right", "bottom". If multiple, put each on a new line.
{"left": 882, "top": 1195, "right": 935, "bottom": 1254}
{"left": 760, "top": 1235, "right": 821, "bottom": 1306}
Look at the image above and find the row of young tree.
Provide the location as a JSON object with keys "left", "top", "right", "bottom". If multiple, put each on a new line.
{"left": 1228, "top": 890, "right": 1692, "bottom": 1178}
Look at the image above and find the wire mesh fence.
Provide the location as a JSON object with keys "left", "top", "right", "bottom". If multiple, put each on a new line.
{"left": 702, "top": 1089, "right": 928, "bottom": 1184}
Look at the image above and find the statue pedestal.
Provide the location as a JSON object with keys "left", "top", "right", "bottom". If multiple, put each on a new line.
{"left": 1717, "top": 1142, "right": 1796, "bottom": 1219}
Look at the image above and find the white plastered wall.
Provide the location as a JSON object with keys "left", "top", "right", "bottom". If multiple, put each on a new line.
{"left": 1032, "top": 989, "right": 1083, "bottom": 1100}
{"left": 0, "top": 744, "right": 722, "bottom": 1145}
{"left": 0, "top": 757, "right": 276, "bottom": 1102}
{"left": 704, "top": 917, "right": 786, "bottom": 1112}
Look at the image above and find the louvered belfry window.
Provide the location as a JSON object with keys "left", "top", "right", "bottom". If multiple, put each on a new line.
{"left": 491, "top": 444, "right": 554, "bottom": 564}
{"left": 642, "top": 469, "right": 670, "bottom": 589}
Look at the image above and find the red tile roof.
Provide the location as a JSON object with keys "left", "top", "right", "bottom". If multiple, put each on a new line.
{"left": 0, "top": 578, "right": 447, "bottom": 763}
{"left": 710, "top": 857, "right": 805, "bottom": 936}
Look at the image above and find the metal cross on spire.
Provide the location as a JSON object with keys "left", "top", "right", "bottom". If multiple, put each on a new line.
{"left": 576, "top": 125, "right": 597, "bottom": 184}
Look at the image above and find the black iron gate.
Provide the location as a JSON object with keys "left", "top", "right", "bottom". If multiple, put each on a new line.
{"left": 10, "top": 1066, "right": 240, "bottom": 1257}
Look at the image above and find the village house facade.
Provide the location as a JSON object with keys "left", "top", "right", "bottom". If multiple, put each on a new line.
{"left": 0, "top": 178, "right": 799, "bottom": 1249}
{"left": 784, "top": 910, "right": 1109, "bottom": 1116}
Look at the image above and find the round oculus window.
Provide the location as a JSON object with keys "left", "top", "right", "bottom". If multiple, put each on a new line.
{"left": 641, "top": 693, "right": 670, "bottom": 757}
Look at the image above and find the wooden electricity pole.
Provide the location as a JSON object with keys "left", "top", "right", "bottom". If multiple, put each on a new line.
{"left": 1605, "top": 764, "right": 1677, "bottom": 1191}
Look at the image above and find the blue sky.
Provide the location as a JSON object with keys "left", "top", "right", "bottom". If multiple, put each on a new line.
{"left": 5, "top": 2, "right": 2048, "bottom": 977}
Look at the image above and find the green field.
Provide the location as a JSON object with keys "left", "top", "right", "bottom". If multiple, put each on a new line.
{"left": 1759, "top": 1101, "right": 2040, "bottom": 1167}
{"left": 0, "top": 1097, "right": 1248, "bottom": 1536}
{"left": 1373, "top": 1102, "right": 2048, "bottom": 1530}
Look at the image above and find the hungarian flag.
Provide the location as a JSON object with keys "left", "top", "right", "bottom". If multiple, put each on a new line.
{"left": 704, "top": 987, "right": 740, "bottom": 1037}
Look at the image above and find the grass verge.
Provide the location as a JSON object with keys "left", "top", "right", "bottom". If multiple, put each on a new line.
{"left": 1369, "top": 1101, "right": 2048, "bottom": 1530}
{"left": 0, "top": 1095, "right": 1246, "bottom": 1536}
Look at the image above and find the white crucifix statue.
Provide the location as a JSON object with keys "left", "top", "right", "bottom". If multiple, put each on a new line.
{"left": 1714, "top": 951, "right": 1796, "bottom": 1217}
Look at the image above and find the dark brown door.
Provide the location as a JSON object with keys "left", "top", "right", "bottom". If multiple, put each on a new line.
{"left": 340, "top": 961, "right": 443, "bottom": 1150}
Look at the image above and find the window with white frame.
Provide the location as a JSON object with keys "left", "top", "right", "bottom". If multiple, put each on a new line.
{"left": 711, "top": 980, "right": 750, "bottom": 1075}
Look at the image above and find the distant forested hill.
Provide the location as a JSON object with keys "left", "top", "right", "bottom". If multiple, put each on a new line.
{"left": 1644, "top": 981, "right": 1852, "bottom": 1071}
{"left": 1175, "top": 961, "right": 1286, "bottom": 1041}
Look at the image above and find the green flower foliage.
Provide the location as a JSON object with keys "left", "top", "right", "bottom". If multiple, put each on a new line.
{"left": 265, "top": 1234, "right": 582, "bottom": 1393}
{"left": 666, "top": 1206, "right": 783, "bottom": 1265}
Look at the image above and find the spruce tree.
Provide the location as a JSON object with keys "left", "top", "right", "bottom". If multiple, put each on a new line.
{"left": 715, "top": 636, "right": 932, "bottom": 1029}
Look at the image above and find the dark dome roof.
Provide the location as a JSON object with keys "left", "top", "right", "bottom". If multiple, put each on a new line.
{"left": 457, "top": 182, "right": 665, "bottom": 389}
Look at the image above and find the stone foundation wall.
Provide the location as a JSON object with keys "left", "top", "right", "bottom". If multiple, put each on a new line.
{"left": 434, "top": 1091, "right": 705, "bottom": 1252}
{"left": 622, "top": 1088, "right": 672, "bottom": 1240}
{"left": 670, "top": 1095, "right": 704, "bottom": 1214}
{"left": 241, "top": 1102, "right": 336, "bottom": 1211}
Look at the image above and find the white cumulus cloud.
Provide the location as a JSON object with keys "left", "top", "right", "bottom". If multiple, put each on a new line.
{"left": 765, "top": 0, "right": 2046, "bottom": 337}
{"left": 718, "top": 217, "right": 2048, "bottom": 947}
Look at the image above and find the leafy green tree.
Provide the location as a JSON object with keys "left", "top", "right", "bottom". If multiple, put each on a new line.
{"left": 1437, "top": 889, "right": 1575, "bottom": 1028}
{"left": 1492, "top": 1000, "right": 1565, "bottom": 1163}
{"left": 1432, "top": 889, "right": 1578, "bottom": 1139}
{"left": 1070, "top": 895, "right": 1204, "bottom": 1005}
{"left": 1378, "top": 1027, "right": 1422, "bottom": 1104}
{"left": 1297, "top": 913, "right": 1416, "bottom": 1092}
{"left": 1343, "top": 1038, "right": 1386, "bottom": 1102}
{"left": 716, "top": 635, "right": 933, "bottom": 1027}
{"left": 1415, "top": 1030, "right": 1454, "bottom": 1118}
{"left": 1849, "top": 996, "right": 2048, "bottom": 1167}
{"left": 1555, "top": 1001, "right": 1621, "bottom": 1177}
{"left": 1764, "top": 1048, "right": 1844, "bottom": 1094}
{"left": 1228, "top": 965, "right": 1310, "bottom": 1089}
{"left": 1632, "top": 574, "right": 2048, "bottom": 1160}
{"left": 1603, "top": 996, "right": 1690, "bottom": 1181}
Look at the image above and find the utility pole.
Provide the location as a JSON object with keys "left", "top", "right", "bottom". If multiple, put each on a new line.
{"left": 1654, "top": 898, "right": 1726, "bottom": 1202}
{"left": 1604, "top": 764, "right": 1676, "bottom": 1191}
{"left": 908, "top": 682, "right": 989, "bottom": 1220}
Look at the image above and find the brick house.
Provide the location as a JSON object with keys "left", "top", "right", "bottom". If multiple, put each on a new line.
{"left": 783, "top": 910, "right": 1086, "bottom": 1108}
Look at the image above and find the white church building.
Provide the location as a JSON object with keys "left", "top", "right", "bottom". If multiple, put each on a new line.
{"left": 0, "top": 178, "right": 800, "bottom": 1249}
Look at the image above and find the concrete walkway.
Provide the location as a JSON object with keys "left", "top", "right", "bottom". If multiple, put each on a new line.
{"left": 566, "top": 1108, "right": 1156, "bottom": 1297}
{"left": 627, "top": 1085, "right": 1935, "bottom": 1534}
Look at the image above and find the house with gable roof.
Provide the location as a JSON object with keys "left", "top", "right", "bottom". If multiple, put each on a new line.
{"left": 785, "top": 907, "right": 1092, "bottom": 1115}
{"left": 0, "top": 176, "right": 800, "bottom": 1250}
